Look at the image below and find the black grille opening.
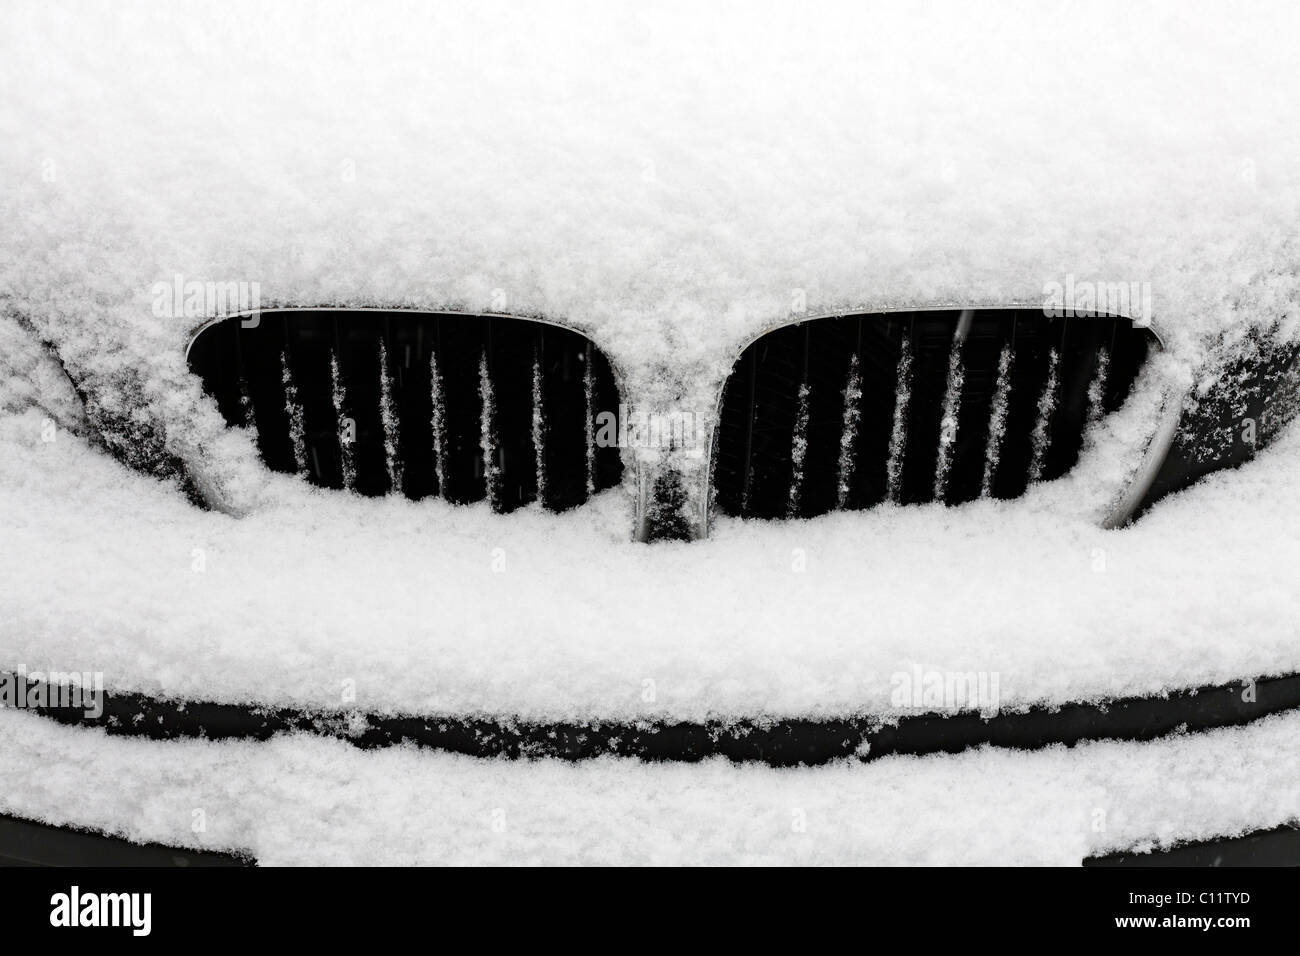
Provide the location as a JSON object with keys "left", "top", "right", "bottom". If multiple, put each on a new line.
{"left": 1142, "top": 328, "right": 1300, "bottom": 511}
{"left": 187, "top": 311, "right": 623, "bottom": 512}
{"left": 713, "top": 310, "right": 1154, "bottom": 519}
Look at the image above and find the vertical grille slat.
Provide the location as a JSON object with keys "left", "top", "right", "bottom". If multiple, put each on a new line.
{"left": 1027, "top": 347, "right": 1061, "bottom": 485}
{"left": 188, "top": 311, "right": 623, "bottom": 512}
{"left": 850, "top": 318, "right": 907, "bottom": 509}
{"left": 713, "top": 309, "right": 1154, "bottom": 520}
{"left": 835, "top": 347, "right": 862, "bottom": 510}
{"left": 330, "top": 350, "right": 355, "bottom": 492}
{"left": 531, "top": 335, "right": 548, "bottom": 507}
{"left": 931, "top": 328, "right": 966, "bottom": 502}
{"left": 945, "top": 321, "right": 1006, "bottom": 504}
{"left": 378, "top": 339, "right": 403, "bottom": 494}
{"left": 884, "top": 330, "right": 913, "bottom": 504}
{"left": 979, "top": 344, "right": 1014, "bottom": 498}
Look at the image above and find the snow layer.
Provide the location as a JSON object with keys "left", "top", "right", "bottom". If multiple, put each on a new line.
{"left": 1, "top": 704, "right": 1296, "bottom": 865}
{"left": 2, "top": 0, "right": 1298, "bottom": 412}
{"left": 1, "top": 403, "right": 1297, "bottom": 722}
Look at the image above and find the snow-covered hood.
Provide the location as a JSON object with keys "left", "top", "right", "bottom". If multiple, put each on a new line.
{"left": 4, "top": 0, "right": 1299, "bottom": 368}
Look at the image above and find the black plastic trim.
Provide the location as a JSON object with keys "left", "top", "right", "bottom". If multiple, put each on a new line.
{"left": 0, "top": 814, "right": 251, "bottom": 867}
{"left": 1085, "top": 824, "right": 1300, "bottom": 867}
{"left": 8, "top": 671, "right": 1297, "bottom": 767}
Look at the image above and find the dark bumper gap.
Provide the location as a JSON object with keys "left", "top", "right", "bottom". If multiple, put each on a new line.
{"left": 8, "top": 671, "right": 1298, "bottom": 767}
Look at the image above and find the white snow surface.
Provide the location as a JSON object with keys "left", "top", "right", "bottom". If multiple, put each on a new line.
{"left": 1, "top": 704, "right": 1296, "bottom": 865}
{"left": 1, "top": 402, "right": 1297, "bottom": 721}
{"left": 2, "top": 0, "right": 1299, "bottom": 410}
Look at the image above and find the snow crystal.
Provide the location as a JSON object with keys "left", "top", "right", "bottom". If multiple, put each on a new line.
{"left": 1086, "top": 348, "right": 1111, "bottom": 432}
{"left": 479, "top": 350, "right": 501, "bottom": 510}
{"left": 981, "top": 345, "right": 1013, "bottom": 497}
{"left": 582, "top": 347, "right": 596, "bottom": 499}
{"left": 1027, "top": 348, "right": 1060, "bottom": 484}
{"left": 378, "top": 339, "right": 402, "bottom": 494}
{"left": 836, "top": 353, "right": 861, "bottom": 509}
{"left": 933, "top": 339, "right": 965, "bottom": 500}
{"left": 787, "top": 382, "right": 810, "bottom": 516}
{"left": 885, "top": 337, "right": 913, "bottom": 502}
{"left": 280, "top": 351, "right": 308, "bottom": 476}
{"left": 330, "top": 351, "right": 356, "bottom": 492}
{"left": 429, "top": 348, "right": 447, "bottom": 498}
{"left": 531, "top": 344, "right": 547, "bottom": 505}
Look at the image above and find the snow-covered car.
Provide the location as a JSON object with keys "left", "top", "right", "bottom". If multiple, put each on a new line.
{"left": 2, "top": 0, "right": 1299, "bottom": 866}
